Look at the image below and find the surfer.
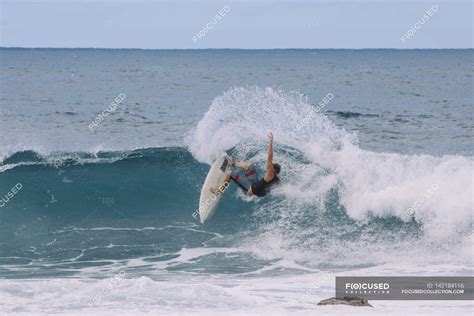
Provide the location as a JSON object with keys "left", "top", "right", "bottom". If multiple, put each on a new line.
{"left": 211, "top": 132, "right": 281, "bottom": 197}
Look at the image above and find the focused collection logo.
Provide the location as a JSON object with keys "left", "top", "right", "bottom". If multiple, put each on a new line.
{"left": 336, "top": 277, "right": 473, "bottom": 300}
{"left": 344, "top": 282, "right": 390, "bottom": 294}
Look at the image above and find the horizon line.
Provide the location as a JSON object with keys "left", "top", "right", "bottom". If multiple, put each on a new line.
{"left": 1, "top": 47, "right": 473, "bottom": 51}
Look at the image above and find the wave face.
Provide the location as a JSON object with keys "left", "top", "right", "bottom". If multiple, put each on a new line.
{"left": 0, "top": 87, "right": 473, "bottom": 280}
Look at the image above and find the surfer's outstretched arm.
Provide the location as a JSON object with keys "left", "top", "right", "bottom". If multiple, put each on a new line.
{"left": 264, "top": 132, "right": 276, "bottom": 181}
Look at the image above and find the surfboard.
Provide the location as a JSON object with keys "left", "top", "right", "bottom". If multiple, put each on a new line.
{"left": 199, "top": 156, "right": 231, "bottom": 223}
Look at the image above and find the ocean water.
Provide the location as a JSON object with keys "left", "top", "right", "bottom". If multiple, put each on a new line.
{"left": 0, "top": 49, "right": 473, "bottom": 315}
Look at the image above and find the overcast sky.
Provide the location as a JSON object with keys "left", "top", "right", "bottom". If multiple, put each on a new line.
{"left": 0, "top": 0, "right": 472, "bottom": 49}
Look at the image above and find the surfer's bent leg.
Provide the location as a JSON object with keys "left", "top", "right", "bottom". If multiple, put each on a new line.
{"left": 247, "top": 186, "right": 254, "bottom": 197}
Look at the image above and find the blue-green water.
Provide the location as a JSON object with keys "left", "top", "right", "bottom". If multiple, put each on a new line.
{"left": 0, "top": 49, "right": 472, "bottom": 315}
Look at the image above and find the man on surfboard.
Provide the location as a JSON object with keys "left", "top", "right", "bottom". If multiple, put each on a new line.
{"left": 211, "top": 132, "right": 281, "bottom": 197}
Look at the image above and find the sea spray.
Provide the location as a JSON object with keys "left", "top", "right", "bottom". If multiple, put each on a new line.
{"left": 187, "top": 86, "right": 473, "bottom": 248}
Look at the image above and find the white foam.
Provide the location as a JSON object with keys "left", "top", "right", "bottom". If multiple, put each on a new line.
{"left": 187, "top": 86, "right": 473, "bottom": 248}
{"left": 1, "top": 267, "right": 472, "bottom": 316}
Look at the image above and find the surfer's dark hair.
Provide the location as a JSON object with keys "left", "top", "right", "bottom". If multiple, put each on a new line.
{"left": 273, "top": 163, "right": 281, "bottom": 174}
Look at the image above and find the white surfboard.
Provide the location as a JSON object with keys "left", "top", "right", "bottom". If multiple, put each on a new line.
{"left": 199, "top": 156, "right": 231, "bottom": 223}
